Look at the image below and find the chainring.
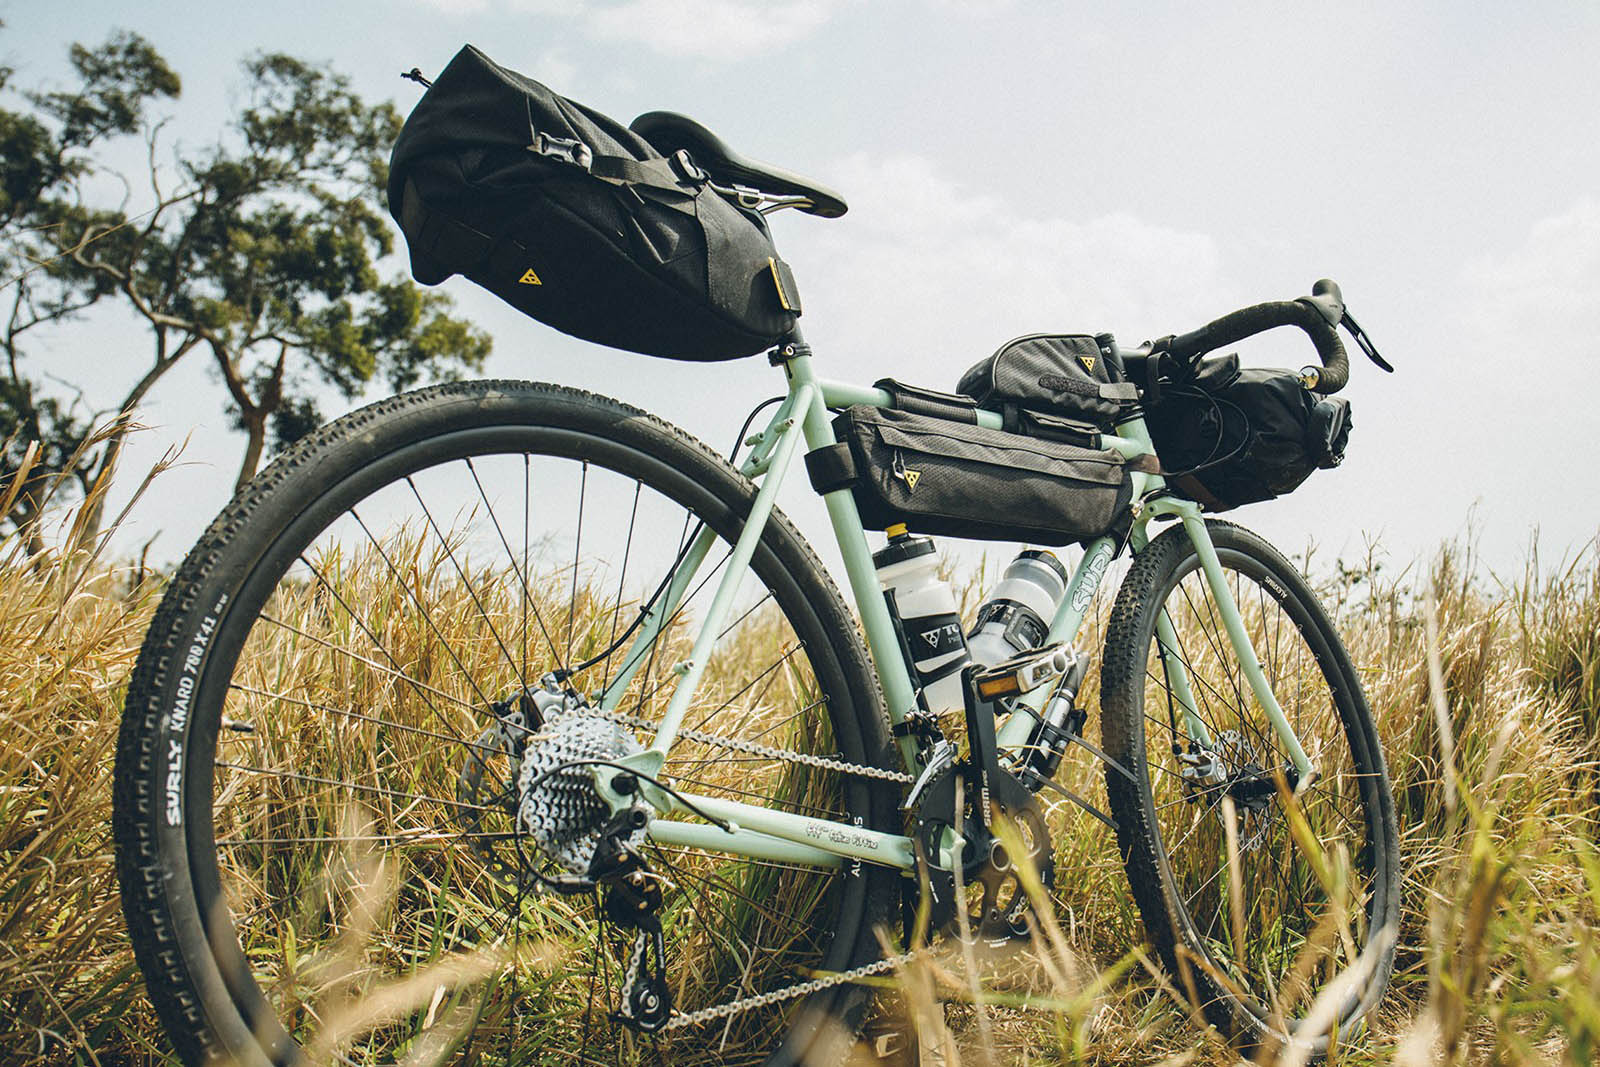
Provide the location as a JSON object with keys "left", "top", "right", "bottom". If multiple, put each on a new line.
{"left": 963, "top": 804, "right": 1054, "bottom": 942}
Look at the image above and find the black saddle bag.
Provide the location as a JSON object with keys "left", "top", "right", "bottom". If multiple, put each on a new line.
{"left": 811, "top": 404, "right": 1140, "bottom": 545}
{"left": 956, "top": 334, "right": 1141, "bottom": 429}
{"left": 387, "top": 45, "right": 801, "bottom": 361}
{"left": 1147, "top": 362, "right": 1352, "bottom": 511}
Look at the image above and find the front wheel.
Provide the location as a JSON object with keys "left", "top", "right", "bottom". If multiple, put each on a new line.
{"left": 1100, "top": 520, "right": 1399, "bottom": 1057}
{"left": 114, "top": 380, "right": 902, "bottom": 1066}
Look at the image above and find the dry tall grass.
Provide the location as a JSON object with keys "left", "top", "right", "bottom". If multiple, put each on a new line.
{"left": 1, "top": 484, "right": 1596, "bottom": 1063}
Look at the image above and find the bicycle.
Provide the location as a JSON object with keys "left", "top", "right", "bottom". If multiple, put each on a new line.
{"left": 114, "top": 114, "right": 1400, "bottom": 1067}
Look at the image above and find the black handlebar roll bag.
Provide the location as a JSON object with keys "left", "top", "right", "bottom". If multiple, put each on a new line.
{"left": 387, "top": 45, "right": 800, "bottom": 361}
{"left": 1147, "top": 365, "right": 1352, "bottom": 511}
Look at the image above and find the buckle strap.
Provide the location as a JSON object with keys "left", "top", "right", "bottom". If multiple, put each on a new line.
{"left": 530, "top": 131, "right": 593, "bottom": 170}
{"left": 529, "top": 132, "right": 703, "bottom": 195}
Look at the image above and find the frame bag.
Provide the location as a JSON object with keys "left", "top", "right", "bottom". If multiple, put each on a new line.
{"left": 387, "top": 45, "right": 801, "bottom": 361}
{"left": 956, "top": 334, "right": 1141, "bottom": 430}
{"left": 812, "top": 405, "right": 1139, "bottom": 545}
{"left": 1147, "top": 363, "right": 1352, "bottom": 511}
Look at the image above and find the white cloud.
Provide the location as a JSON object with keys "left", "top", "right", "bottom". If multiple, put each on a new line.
{"left": 1461, "top": 197, "right": 1600, "bottom": 339}
{"left": 925, "top": 0, "right": 1019, "bottom": 13}
{"left": 414, "top": 0, "right": 494, "bottom": 14}
{"left": 583, "top": 0, "right": 845, "bottom": 58}
{"left": 781, "top": 153, "right": 1226, "bottom": 378}
{"left": 410, "top": 0, "right": 853, "bottom": 57}
{"left": 528, "top": 46, "right": 581, "bottom": 90}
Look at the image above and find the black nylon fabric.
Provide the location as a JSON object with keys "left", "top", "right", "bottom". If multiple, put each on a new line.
{"left": 1146, "top": 367, "right": 1352, "bottom": 511}
{"left": 956, "top": 334, "right": 1138, "bottom": 428}
{"left": 832, "top": 406, "right": 1132, "bottom": 545}
{"left": 387, "top": 45, "right": 798, "bottom": 361}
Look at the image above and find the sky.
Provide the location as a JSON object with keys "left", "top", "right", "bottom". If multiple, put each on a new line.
{"left": 4, "top": 1, "right": 1598, "bottom": 584}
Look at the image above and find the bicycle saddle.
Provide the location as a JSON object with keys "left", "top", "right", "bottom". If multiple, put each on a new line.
{"left": 629, "top": 111, "right": 848, "bottom": 219}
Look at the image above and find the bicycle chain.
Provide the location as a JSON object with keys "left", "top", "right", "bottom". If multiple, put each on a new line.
{"left": 504, "top": 690, "right": 920, "bottom": 1029}
{"left": 597, "top": 707, "right": 916, "bottom": 786}
{"left": 662, "top": 948, "right": 920, "bottom": 1030}
{"left": 595, "top": 708, "right": 916, "bottom": 1030}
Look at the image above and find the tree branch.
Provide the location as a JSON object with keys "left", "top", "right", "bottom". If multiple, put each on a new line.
{"left": 208, "top": 336, "right": 254, "bottom": 415}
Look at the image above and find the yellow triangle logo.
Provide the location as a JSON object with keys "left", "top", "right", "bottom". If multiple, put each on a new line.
{"left": 1079, "top": 355, "right": 1096, "bottom": 372}
{"left": 904, "top": 469, "right": 921, "bottom": 490}
{"left": 518, "top": 268, "right": 542, "bottom": 286}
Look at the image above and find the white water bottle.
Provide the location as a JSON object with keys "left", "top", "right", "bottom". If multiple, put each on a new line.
{"left": 874, "top": 525, "right": 970, "bottom": 714}
{"left": 966, "top": 549, "right": 1069, "bottom": 666}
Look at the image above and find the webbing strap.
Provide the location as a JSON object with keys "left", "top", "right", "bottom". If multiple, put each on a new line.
{"left": 588, "top": 153, "right": 690, "bottom": 191}
{"left": 805, "top": 443, "right": 857, "bottom": 494}
{"left": 530, "top": 129, "right": 700, "bottom": 196}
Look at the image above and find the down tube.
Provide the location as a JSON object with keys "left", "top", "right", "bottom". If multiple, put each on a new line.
{"left": 993, "top": 534, "right": 1119, "bottom": 752}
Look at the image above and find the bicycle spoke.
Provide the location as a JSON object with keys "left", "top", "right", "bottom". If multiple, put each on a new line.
{"left": 214, "top": 761, "right": 501, "bottom": 816}
{"left": 405, "top": 473, "right": 529, "bottom": 693}
{"left": 601, "top": 480, "right": 644, "bottom": 692}
{"left": 568, "top": 460, "right": 587, "bottom": 665}
{"left": 464, "top": 454, "right": 570, "bottom": 677}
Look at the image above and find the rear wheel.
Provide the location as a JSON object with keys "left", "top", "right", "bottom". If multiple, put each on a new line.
{"left": 1100, "top": 520, "right": 1398, "bottom": 1057}
{"left": 114, "top": 381, "right": 902, "bottom": 1065}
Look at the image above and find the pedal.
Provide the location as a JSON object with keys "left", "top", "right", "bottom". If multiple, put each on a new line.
{"left": 971, "top": 642, "right": 1073, "bottom": 701}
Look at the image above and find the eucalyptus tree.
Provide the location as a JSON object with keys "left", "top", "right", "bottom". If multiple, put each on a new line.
{"left": 1, "top": 32, "right": 489, "bottom": 547}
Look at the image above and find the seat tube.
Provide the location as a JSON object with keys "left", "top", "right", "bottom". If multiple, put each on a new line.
{"left": 784, "top": 346, "right": 923, "bottom": 772}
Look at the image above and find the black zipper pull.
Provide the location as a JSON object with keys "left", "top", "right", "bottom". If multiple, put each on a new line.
{"left": 401, "top": 67, "right": 433, "bottom": 89}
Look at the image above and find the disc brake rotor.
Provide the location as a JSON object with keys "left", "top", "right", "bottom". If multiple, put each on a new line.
{"left": 454, "top": 697, "right": 535, "bottom": 891}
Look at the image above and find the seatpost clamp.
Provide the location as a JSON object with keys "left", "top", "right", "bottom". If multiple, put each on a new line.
{"left": 767, "top": 341, "right": 810, "bottom": 366}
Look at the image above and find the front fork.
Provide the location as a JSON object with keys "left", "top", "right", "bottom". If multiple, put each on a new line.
{"left": 1139, "top": 500, "right": 1316, "bottom": 786}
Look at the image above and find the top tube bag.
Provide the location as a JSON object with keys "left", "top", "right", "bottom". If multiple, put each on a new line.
{"left": 956, "top": 334, "right": 1141, "bottom": 430}
{"left": 387, "top": 45, "right": 801, "bottom": 361}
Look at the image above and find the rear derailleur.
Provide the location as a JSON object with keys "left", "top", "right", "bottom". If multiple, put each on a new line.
{"left": 460, "top": 676, "right": 674, "bottom": 1032}
{"left": 594, "top": 834, "right": 675, "bottom": 1032}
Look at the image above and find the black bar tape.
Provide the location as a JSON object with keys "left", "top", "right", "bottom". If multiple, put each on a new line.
{"left": 1166, "top": 299, "right": 1350, "bottom": 393}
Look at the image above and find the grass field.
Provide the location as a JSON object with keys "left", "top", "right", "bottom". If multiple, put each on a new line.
{"left": 1, "top": 479, "right": 1595, "bottom": 1064}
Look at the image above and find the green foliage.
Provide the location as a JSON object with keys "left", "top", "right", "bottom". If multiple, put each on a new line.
{"left": 0, "top": 29, "right": 490, "bottom": 541}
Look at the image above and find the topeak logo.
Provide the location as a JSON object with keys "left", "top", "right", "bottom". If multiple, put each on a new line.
{"left": 891, "top": 450, "right": 921, "bottom": 490}
{"left": 518, "top": 268, "right": 542, "bottom": 285}
{"left": 1078, "top": 355, "right": 1096, "bottom": 372}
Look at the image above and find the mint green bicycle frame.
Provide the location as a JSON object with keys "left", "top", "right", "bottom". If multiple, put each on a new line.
{"left": 597, "top": 341, "right": 1317, "bottom": 875}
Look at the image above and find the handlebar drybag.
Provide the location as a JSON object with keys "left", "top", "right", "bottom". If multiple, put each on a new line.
{"left": 1147, "top": 366, "right": 1352, "bottom": 511}
{"left": 387, "top": 45, "right": 801, "bottom": 361}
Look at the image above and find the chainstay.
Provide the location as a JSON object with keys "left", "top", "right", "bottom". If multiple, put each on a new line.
{"left": 590, "top": 706, "right": 916, "bottom": 1029}
{"left": 598, "top": 707, "right": 915, "bottom": 785}
{"left": 662, "top": 949, "right": 920, "bottom": 1030}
